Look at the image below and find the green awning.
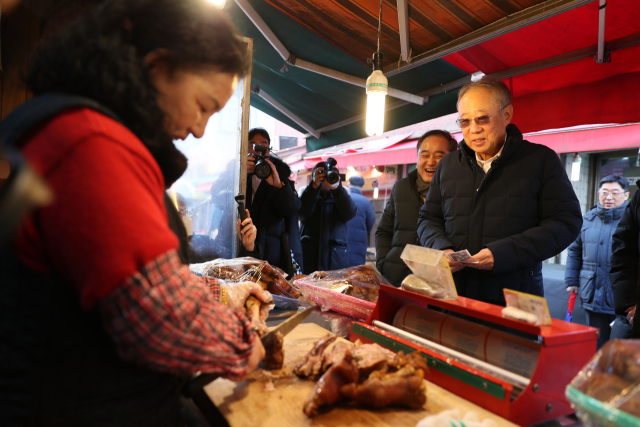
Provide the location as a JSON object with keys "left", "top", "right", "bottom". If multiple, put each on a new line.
{"left": 226, "top": 0, "right": 468, "bottom": 151}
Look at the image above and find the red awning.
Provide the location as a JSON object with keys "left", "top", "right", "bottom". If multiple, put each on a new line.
{"left": 442, "top": 0, "right": 640, "bottom": 133}
{"left": 526, "top": 123, "right": 640, "bottom": 154}
{"left": 303, "top": 124, "right": 639, "bottom": 168}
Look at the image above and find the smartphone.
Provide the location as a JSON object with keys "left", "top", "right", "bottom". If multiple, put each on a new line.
{"left": 234, "top": 194, "right": 247, "bottom": 222}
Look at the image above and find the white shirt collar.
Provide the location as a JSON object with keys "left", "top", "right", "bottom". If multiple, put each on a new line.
{"left": 475, "top": 135, "right": 507, "bottom": 173}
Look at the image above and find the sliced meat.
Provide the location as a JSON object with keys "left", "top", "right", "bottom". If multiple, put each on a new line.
{"left": 353, "top": 341, "right": 397, "bottom": 377}
{"left": 322, "top": 341, "right": 355, "bottom": 373}
{"left": 295, "top": 335, "right": 338, "bottom": 378}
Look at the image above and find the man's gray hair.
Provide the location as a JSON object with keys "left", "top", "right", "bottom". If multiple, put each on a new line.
{"left": 457, "top": 76, "right": 512, "bottom": 111}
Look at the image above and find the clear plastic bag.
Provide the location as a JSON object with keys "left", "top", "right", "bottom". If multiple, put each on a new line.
{"left": 566, "top": 339, "right": 640, "bottom": 426}
{"left": 400, "top": 245, "right": 458, "bottom": 300}
{"left": 294, "top": 265, "right": 387, "bottom": 303}
{"left": 292, "top": 265, "right": 386, "bottom": 320}
{"left": 190, "top": 257, "right": 299, "bottom": 299}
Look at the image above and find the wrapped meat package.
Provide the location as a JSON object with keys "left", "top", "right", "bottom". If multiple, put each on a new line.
{"left": 400, "top": 245, "right": 458, "bottom": 300}
{"left": 566, "top": 339, "right": 640, "bottom": 426}
{"left": 190, "top": 257, "right": 299, "bottom": 299}
{"left": 293, "top": 265, "right": 387, "bottom": 320}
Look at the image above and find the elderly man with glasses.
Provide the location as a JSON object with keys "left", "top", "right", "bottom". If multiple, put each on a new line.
{"left": 417, "top": 77, "right": 582, "bottom": 306}
{"left": 565, "top": 176, "right": 629, "bottom": 348}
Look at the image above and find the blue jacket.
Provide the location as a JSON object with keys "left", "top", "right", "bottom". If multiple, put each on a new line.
{"left": 299, "top": 182, "right": 358, "bottom": 274}
{"left": 566, "top": 202, "right": 628, "bottom": 314}
{"left": 347, "top": 187, "right": 376, "bottom": 267}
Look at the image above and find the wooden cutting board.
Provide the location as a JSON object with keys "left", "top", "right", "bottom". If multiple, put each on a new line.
{"left": 205, "top": 323, "right": 518, "bottom": 427}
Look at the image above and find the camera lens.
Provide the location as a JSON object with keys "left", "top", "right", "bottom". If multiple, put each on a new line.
{"left": 254, "top": 159, "right": 272, "bottom": 180}
{"left": 325, "top": 169, "right": 340, "bottom": 185}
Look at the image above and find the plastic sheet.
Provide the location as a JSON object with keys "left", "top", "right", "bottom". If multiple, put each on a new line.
{"left": 400, "top": 245, "right": 458, "bottom": 300}
{"left": 190, "top": 257, "right": 299, "bottom": 299}
{"left": 294, "top": 282, "right": 376, "bottom": 320}
{"left": 566, "top": 339, "right": 640, "bottom": 426}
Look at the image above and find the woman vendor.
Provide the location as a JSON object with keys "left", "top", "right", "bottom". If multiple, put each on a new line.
{"left": 0, "top": 1, "right": 268, "bottom": 425}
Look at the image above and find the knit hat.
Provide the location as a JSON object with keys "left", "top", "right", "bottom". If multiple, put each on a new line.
{"left": 348, "top": 175, "right": 365, "bottom": 188}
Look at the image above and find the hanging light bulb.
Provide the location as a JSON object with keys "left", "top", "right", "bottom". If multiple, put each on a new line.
{"left": 207, "top": 0, "right": 227, "bottom": 8}
{"left": 365, "top": 0, "right": 387, "bottom": 137}
{"left": 372, "top": 180, "right": 379, "bottom": 199}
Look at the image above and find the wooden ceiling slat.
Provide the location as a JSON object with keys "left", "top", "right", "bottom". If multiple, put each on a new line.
{"left": 262, "top": 0, "right": 551, "bottom": 66}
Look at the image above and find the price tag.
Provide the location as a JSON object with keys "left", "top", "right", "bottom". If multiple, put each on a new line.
{"left": 503, "top": 289, "right": 552, "bottom": 325}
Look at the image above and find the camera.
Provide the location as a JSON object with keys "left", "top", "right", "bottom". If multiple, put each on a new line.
{"left": 315, "top": 157, "right": 341, "bottom": 186}
{"left": 251, "top": 144, "right": 272, "bottom": 180}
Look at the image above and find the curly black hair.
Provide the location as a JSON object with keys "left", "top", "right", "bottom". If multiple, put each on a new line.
{"left": 28, "top": 0, "right": 249, "bottom": 186}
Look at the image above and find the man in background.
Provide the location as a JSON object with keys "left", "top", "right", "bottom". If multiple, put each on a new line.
{"left": 299, "top": 161, "right": 357, "bottom": 274}
{"left": 346, "top": 175, "right": 375, "bottom": 267}
{"left": 246, "top": 128, "right": 302, "bottom": 276}
{"left": 375, "top": 130, "right": 457, "bottom": 286}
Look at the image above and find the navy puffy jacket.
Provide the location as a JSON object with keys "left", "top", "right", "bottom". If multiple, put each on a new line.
{"left": 418, "top": 124, "right": 582, "bottom": 305}
{"left": 299, "top": 182, "right": 358, "bottom": 274}
{"left": 565, "top": 202, "right": 627, "bottom": 314}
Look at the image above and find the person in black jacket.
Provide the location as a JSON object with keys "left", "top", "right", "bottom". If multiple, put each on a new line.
{"left": 346, "top": 175, "right": 375, "bottom": 267}
{"left": 376, "top": 130, "right": 457, "bottom": 286}
{"left": 299, "top": 161, "right": 358, "bottom": 274}
{"left": 418, "top": 77, "right": 582, "bottom": 305}
{"left": 610, "top": 182, "right": 640, "bottom": 339}
{"left": 246, "top": 128, "right": 303, "bottom": 276}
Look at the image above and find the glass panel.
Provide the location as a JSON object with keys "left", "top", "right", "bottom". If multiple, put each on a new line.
{"left": 168, "top": 77, "right": 246, "bottom": 261}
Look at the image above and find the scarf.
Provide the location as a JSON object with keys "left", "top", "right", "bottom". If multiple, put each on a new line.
{"left": 416, "top": 173, "right": 431, "bottom": 203}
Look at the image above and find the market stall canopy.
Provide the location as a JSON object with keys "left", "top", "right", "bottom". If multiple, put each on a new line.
{"left": 226, "top": 0, "right": 640, "bottom": 151}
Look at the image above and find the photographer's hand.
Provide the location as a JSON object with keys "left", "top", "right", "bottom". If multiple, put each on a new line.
{"left": 312, "top": 168, "right": 326, "bottom": 189}
{"left": 322, "top": 179, "right": 340, "bottom": 191}
{"left": 264, "top": 159, "right": 283, "bottom": 188}
{"left": 246, "top": 154, "right": 256, "bottom": 175}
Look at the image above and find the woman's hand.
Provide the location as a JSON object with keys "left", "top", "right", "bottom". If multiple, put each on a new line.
{"left": 245, "top": 339, "right": 265, "bottom": 376}
{"left": 223, "top": 281, "right": 273, "bottom": 311}
{"left": 566, "top": 286, "right": 578, "bottom": 293}
{"left": 626, "top": 305, "right": 637, "bottom": 326}
{"left": 237, "top": 210, "right": 256, "bottom": 252}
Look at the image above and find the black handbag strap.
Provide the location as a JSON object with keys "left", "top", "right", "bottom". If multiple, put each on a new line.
{"left": 0, "top": 92, "right": 121, "bottom": 149}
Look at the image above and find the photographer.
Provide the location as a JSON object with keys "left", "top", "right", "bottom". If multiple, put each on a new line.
{"left": 246, "top": 128, "right": 303, "bottom": 276}
{"left": 299, "top": 160, "right": 358, "bottom": 274}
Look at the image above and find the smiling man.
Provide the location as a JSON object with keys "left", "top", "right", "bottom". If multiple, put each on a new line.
{"left": 375, "top": 130, "right": 457, "bottom": 286}
{"left": 417, "top": 77, "right": 582, "bottom": 305}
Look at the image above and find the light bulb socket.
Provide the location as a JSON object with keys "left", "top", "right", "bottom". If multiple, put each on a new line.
{"left": 370, "top": 51, "right": 384, "bottom": 71}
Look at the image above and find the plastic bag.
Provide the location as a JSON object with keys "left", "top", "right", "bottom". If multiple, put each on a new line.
{"left": 400, "top": 245, "right": 458, "bottom": 300}
{"left": 190, "top": 257, "right": 299, "bottom": 299}
{"left": 294, "top": 265, "right": 387, "bottom": 303}
{"left": 566, "top": 339, "right": 640, "bottom": 426}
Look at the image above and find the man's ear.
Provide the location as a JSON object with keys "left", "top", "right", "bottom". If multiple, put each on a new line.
{"left": 503, "top": 104, "right": 514, "bottom": 126}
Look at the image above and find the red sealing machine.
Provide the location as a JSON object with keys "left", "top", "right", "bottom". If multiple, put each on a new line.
{"left": 350, "top": 284, "right": 598, "bottom": 426}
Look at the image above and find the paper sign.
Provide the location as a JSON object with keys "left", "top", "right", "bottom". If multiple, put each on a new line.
{"left": 503, "top": 289, "right": 552, "bottom": 326}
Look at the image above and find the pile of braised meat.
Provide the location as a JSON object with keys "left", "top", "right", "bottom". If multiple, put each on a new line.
{"left": 294, "top": 335, "right": 428, "bottom": 416}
